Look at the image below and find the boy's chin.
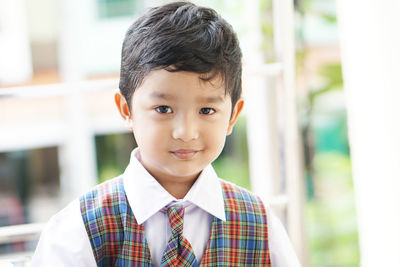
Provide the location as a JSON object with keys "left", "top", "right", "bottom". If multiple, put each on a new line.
{"left": 164, "top": 167, "right": 204, "bottom": 181}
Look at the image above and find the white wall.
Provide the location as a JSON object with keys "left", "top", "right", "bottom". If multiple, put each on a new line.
{"left": 337, "top": 1, "right": 400, "bottom": 266}
{"left": 0, "top": 0, "right": 32, "bottom": 85}
{"left": 25, "top": 0, "right": 58, "bottom": 43}
{"left": 58, "top": 0, "right": 144, "bottom": 80}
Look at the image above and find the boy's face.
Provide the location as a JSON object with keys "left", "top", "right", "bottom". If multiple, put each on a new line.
{"left": 115, "top": 69, "right": 243, "bottom": 186}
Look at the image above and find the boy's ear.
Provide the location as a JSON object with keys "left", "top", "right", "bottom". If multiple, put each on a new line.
{"left": 226, "top": 98, "right": 244, "bottom": 135}
{"left": 114, "top": 91, "right": 133, "bottom": 129}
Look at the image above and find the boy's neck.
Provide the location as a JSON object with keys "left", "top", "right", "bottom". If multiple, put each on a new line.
{"left": 136, "top": 152, "right": 199, "bottom": 199}
{"left": 157, "top": 178, "right": 198, "bottom": 199}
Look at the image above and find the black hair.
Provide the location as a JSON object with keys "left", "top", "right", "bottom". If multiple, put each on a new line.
{"left": 119, "top": 1, "right": 242, "bottom": 111}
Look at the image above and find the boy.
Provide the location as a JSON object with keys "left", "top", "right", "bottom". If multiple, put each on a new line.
{"left": 32, "top": 1, "right": 300, "bottom": 266}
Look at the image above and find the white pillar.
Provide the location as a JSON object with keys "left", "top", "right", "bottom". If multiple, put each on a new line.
{"left": 242, "top": 0, "right": 282, "bottom": 203}
{"left": 58, "top": 89, "right": 98, "bottom": 204}
{"left": 243, "top": 69, "right": 281, "bottom": 202}
{"left": 337, "top": 1, "right": 400, "bottom": 266}
{"left": 273, "top": 0, "right": 306, "bottom": 264}
{"left": 58, "top": 0, "right": 85, "bottom": 81}
{"left": 0, "top": 0, "right": 32, "bottom": 85}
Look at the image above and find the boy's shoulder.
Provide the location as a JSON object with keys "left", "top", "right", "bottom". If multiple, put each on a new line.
{"left": 218, "top": 179, "right": 267, "bottom": 216}
{"left": 79, "top": 176, "right": 125, "bottom": 208}
{"left": 219, "top": 178, "right": 264, "bottom": 202}
{"left": 89, "top": 175, "right": 124, "bottom": 192}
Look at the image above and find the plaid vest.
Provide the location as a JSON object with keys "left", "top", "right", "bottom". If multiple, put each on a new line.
{"left": 80, "top": 176, "right": 271, "bottom": 266}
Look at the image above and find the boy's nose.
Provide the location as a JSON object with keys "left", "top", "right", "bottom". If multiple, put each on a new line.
{"left": 172, "top": 114, "right": 199, "bottom": 142}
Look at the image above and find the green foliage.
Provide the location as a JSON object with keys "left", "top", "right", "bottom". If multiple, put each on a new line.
{"left": 318, "top": 64, "right": 343, "bottom": 90}
{"left": 320, "top": 13, "right": 337, "bottom": 24}
{"left": 306, "top": 152, "right": 360, "bottom": 267}
{"left": 294, "top": 0, "right": 337, "bottom": 23}
{"left": 260, "top": 0, "right": 275, "bottom": 62}
{"left": 293, "top": 0, "right": 359, "bottom": 265}
{"left": 95, "top": 133, "right": 136, "bottom": 183}
{"left": 212, "top": 117, "right": 251, "bottom": 190}
{"left": 212, "top": 156, "right": 251, "bottom": 190}
{"left": 98, "top": 165, "right": 122, "bottom": 183}
{"left": 310, "top": 63, "right": 344, "bottom": 102}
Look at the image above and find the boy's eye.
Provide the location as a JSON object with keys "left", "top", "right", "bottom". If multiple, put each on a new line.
{"left": 200, "top": 107, "right": 215, "bottom": 115}
{"left": 155, "top": 106, "right": 173, "bottom": 114}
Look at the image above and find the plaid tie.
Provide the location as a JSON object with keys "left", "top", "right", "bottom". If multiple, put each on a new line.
{"left": 161, "top": 206, "right": 198, "bottom": 267}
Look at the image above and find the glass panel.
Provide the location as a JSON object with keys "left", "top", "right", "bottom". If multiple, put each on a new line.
{"left": 97, "top": 0, "right": 141, "bottom": 19}
{"left": 0, "top": 147, "right": 60, "bottom": 255}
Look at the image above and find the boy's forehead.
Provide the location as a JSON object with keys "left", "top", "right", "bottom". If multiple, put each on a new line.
{"left": 149, "top": 91, "right": 226, "bottom": 103}
{"left": 136, "top": 69, "right": 228, "bottom": 97}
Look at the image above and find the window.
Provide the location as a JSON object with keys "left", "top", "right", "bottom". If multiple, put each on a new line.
{"left": 97, "top": 0, "right": 142, "bottom": 19}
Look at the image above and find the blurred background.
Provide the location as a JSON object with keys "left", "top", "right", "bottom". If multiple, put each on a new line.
{"left": 2, "top": 0, "right": 399, "bottom": 266}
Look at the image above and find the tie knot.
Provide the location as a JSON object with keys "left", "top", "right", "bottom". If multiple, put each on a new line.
{"left": 167, "top": 206, "right": 184, "bottom": 236}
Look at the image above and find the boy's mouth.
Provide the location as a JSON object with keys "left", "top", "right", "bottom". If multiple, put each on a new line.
{"left": 170, "top": 149, "right": 200, "bottom": 160}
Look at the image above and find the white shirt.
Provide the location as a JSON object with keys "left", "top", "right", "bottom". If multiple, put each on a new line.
{"left": 31, "top": 148, "right": 301, "bottom": 267}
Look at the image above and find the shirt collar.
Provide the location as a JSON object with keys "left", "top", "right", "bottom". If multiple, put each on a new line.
{"left": 123, "top": 148, "right": 226, "bottom": 225}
